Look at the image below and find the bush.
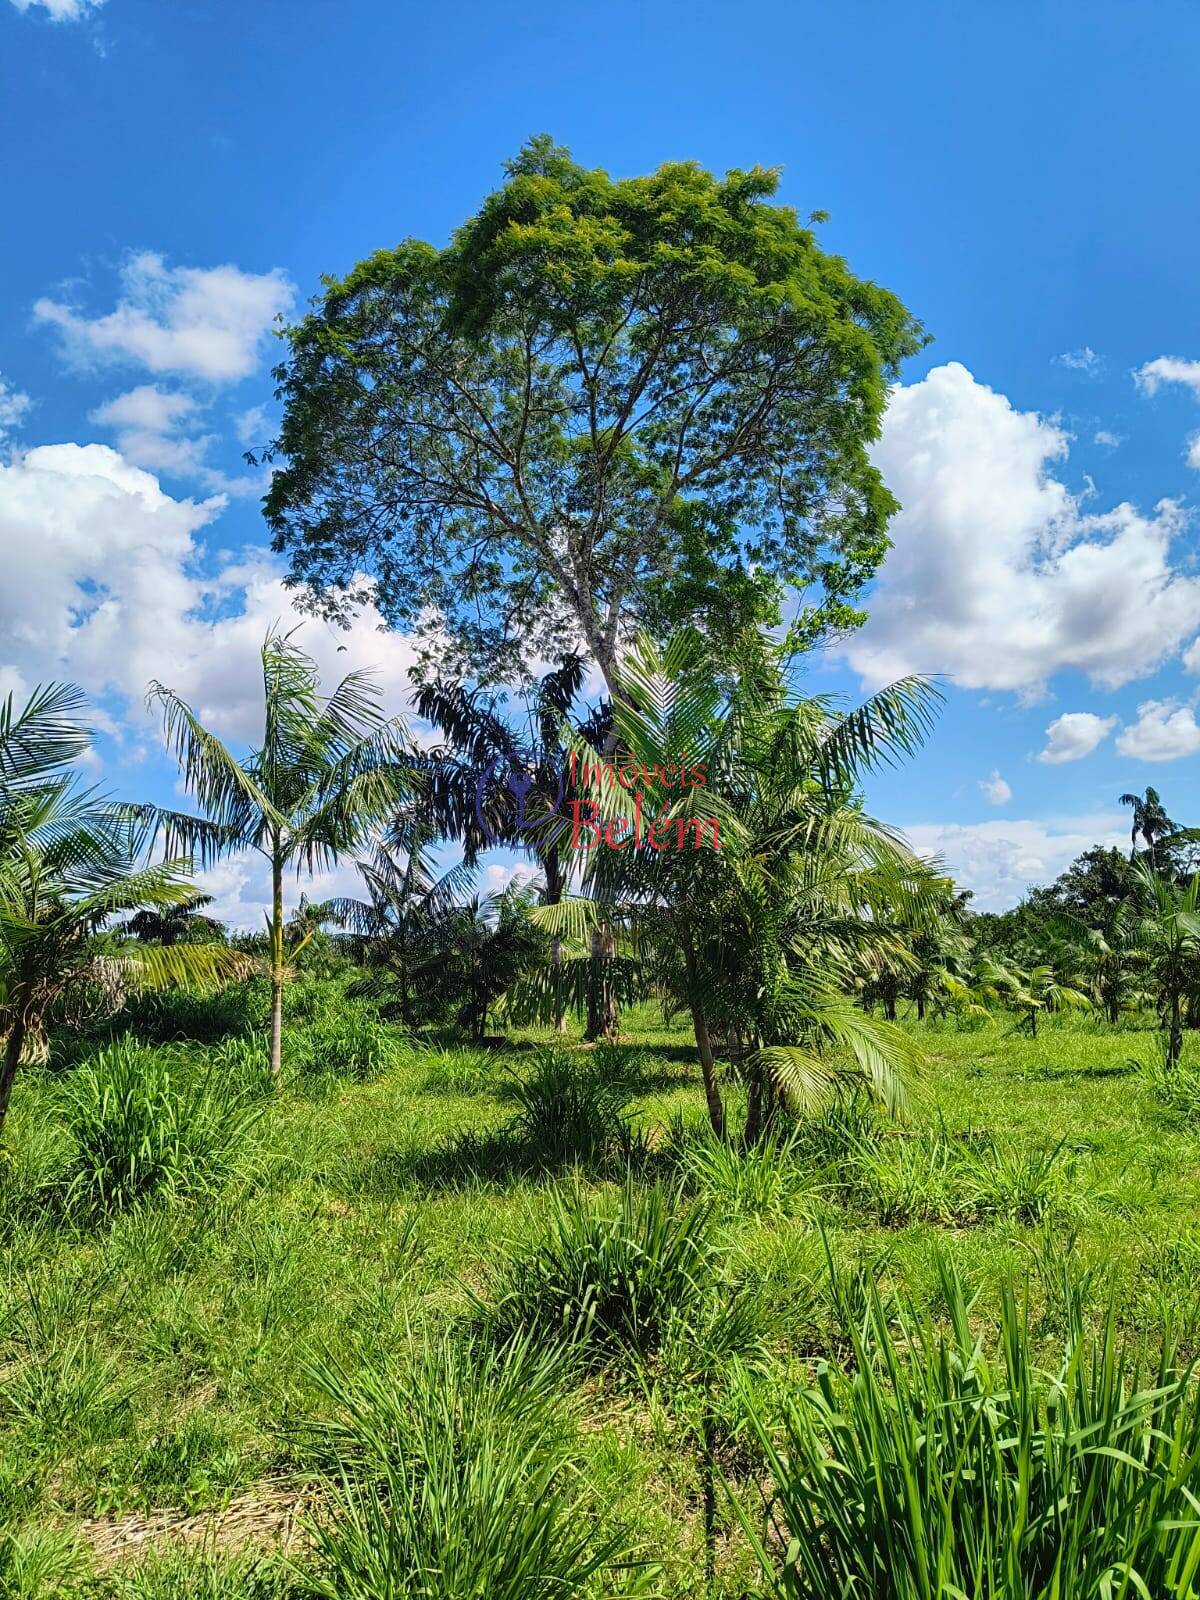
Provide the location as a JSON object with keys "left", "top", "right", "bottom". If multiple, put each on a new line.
{"left": 58, "top": 1040, "right": 262, "bottom": 1219}
{"left": 503, "top": 1048, "right": 640, "bottom": 1169}
{"left": 302, "top": 1328, "right": 647, "bottom": 1600}
{"left": 488, "top": 1180, "right": 725, "bottom": 1361}
{"left": 739, "top": 1259, "right": 1200, "bottom": 1600}
{"left": 121, "top": 982, "right": 265, "bottom": 1044}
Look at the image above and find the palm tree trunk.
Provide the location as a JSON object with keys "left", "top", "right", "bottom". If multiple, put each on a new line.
{"left": 269, "top": 841, "right": 284, "bottom": 1080}
{"left": 681, "top": 932, "right": 724, "bottom": 1140}
{"left": 1169, "top": 991, "right": 1183, "bottom": 1071}
{"left": 0, "top": 1009, "right": 28, "bottom": 1136}
{"left": 543, "top": 852, "right": 566, "bottom": 1035}
{"left": 585, "top": 921, "right": 618, "bottom": 1040}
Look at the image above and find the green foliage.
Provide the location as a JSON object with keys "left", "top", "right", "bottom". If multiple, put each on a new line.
{"left": 295, "top": 1007, "right": 408, "bottom": 1082}
{"left": 266, "top": 140, "right": 925, "bottom": 685}
{"left": 58, "top": 1040, "right": 260, "bottom": 1218}
{"left": 302, "top": 1327, "right": 649, "bottom": 1599}
{"left": 670, "top": 1119, "right": 814, "bottom": 1218}
{"left": 488, "top": 1180, "right": 728, "bottom": 1362}
{"left": 738, "top": 1260, "right": 1200, "bottom": 1600}
{"left": 502, "top": 1048, "right": 639, "bottom": 1170}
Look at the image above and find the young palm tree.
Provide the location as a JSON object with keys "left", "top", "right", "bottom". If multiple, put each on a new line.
{"left": 1119, "top": 786, "right": 1178, "bottom": 865}
{"left": 0, "top": 683, "right": 243, "bottom": 1133}
{"left": 1117, "top": 862, "right": 1200, "bottom": 1070}
{"left": 525, "top": 629, "right": 946, "bottom": 1142}
{"left": 149, "top": 630, "right": 413, "bottom": 1077}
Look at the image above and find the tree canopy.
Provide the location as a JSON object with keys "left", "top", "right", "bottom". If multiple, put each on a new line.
{"left": 264, "top": 137, "right": 925, "bottom": 691}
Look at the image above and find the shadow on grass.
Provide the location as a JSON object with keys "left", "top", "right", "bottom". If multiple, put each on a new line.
{"left": 1033, "top": 1062, "right": 1141, "bottom": 1081}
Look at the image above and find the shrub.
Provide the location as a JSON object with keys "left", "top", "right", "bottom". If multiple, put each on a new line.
{"left": 59, "top": 1040, "right": 262, "bottom": 1219}
{"left": 488, "top": 1180, "right": 725, "bottom": 1361}
{"left": 121, "top": 981, "right": 265, "bottom": 1044}
{"left": 503, "top": 1048, "right": 640, "bottom": 1169}
{"left": 302, "top": 1328, "right": 648, "bottom": 1600}
{"left": 738, "top": 1260, "right": 1200, "bottom": 1600}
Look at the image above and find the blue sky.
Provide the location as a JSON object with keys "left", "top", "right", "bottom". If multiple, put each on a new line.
{"left": 3, "top": 0, "right": 1200, "bottom": 920}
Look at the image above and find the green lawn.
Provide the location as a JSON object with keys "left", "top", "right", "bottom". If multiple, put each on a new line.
{"left": 2, "top": 993, "right": 1198, "bottom": 1596}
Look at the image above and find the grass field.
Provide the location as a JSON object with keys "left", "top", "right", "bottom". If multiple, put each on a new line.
{"left": 2, "top": 984, "right": 1199, "bottom": 1596}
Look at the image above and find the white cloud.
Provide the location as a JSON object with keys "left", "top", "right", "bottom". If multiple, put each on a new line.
{"left": 1115, "top": 700, "right": 1200, "bottom": 762}
{"left": 0, "top": 442, "right": 421, "bottom": 746}
{"left": 35, "top": 253, "right": 293, "bottom": 384}
{"left": 1183, "top": 638, "right": 1200, "bottom": 674}
{"left": 1135, "top": 356, "right": 1200, "bottom": 397}
{"left": 1056, "top": 347, "right": 1099, "bottom": 372}
{"left": 0, "top": 375, "right": 31, "bottom": 439}
{"left": 89, "top": 384, "right": 260, "bottom": 497}
{"left": 1094, "top": 429, "right": 1121, "bottom": 448}
{"left": 978, "top": 770, "right": 1011, "bottom": 805}
{"left": 1038, "top": 710, "right": 1118, "bottom": 764}
{"left": 1188, "top": 434, "right": 1200, "bottom": 471}
{"left": 903, "top": 814, "right": 1126, "bottom": 912}
{"left": 846, "top": 363, "right": 1199, "bottom": 694}
{"left": 234, "top": 405, "right": 268, "bottom": 446}
{"left": 8, "top": 0, "right": 103, "bottom": 18}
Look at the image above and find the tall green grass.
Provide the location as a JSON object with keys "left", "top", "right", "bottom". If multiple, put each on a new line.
{"left": 739, "top": 1258, "right": 1200, "bottom": 1599}
{"left": 302, "top": 1327, "right": 651, "bottom": 1598}
{"left": 58, "top": 1040, "right": 261, "bottom": 1219}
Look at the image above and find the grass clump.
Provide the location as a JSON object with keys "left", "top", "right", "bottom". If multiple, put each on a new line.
{"left": 58, "top": 1040, "right": 261, "bottom": 1219}
{"left": 669, "top": 1119, "right": 815, "bottom": 1219}
{"left": 740, "top": 1259, "right": 1200, "bottom": 1600}
{"left": 488, "top": 1179, "right": 726, "bottom": 1361}
{"left": 302, "top": 1326, "right": 650, "bottom": 1599}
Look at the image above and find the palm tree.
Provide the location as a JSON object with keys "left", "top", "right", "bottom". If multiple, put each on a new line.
{"left": 148, "top": 630, "right": 413, "bottom": 1078}
{"left": 413, "top": 656, "right": 604, "bottom": 1031}
{"left": 1120, "top": 786, "right": 1178, "bottom": 865}
{"left": 125, "top": 891, "right": 224, "bottom": 946}
{"left": 1117, "top": 862, "right": 1200, "bottom": 1070}
{"left": 1, "top": 683, "right": 243, "bottom": 1133}
{"left": 327, "top": 818, "right": 475, "bottom": 1027}
{"left": 1004, "top": 961, "right": 1091, "bottom": 1038}
{"left": 525, "top": 629, "right": 945, "bottom": 1142}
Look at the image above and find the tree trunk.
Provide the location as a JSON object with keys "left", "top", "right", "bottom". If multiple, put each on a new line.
{"left": 543, "top": 852, "right": 567, "bottom": 1034}
{"left": 1169, "top": 992, "right": 1183, "bottom": 1071}
{"left": 884, "top": 995, "right": 897, "bottom": 1022}
{"left": 0, "top": 1009, "right": 28, "bottom": 1137}
{"left": 269, "top": 842, "right": 284, "bottom": 1080}
{"left": 585, "top": 921, "right": 618, "bottom": 1040}
{"left": 682, "top": 932, "right": 724, "bottom": 1139}
{"left": 916, "top": 995, "right": 926, "bottom": 1022}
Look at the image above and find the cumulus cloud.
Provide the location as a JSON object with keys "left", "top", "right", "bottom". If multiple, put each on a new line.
{"left": 89, "top": 384, "right": 260, "bottom": 496}
{"left": 1094, "top": 429, "right": 1121, "bottom": 448}
{"left": 0, "top": 375, "right": 31, "bottom": 440}
{"left": 1135, "top": 356, "right": 1200, "bottom": 397}
{"left": 845, "top": 363, "right": 1199, "bottom": 694}
{"left": 978, "top": 770, "right": 1011, "bottom": 805}
{"left": 903, "top": 814, "right": 1126, "bottom": 912}
{"left": 1056, "top": 347, "right": 1099, "bottom": 372}
{"left": 8, "top": 0, "right": 102, "bottom": 18}
{"left": 1115, "top": 700, "right": 1200, "bottom": 762}
{"left": 0, "top": 442, "right": 420, "bottom": 745}
{"left": 35, "top": 253, "right": 294, "bottom": 384}
{"left": 1038, "top": 711, "right": 1118, "bottom": 764}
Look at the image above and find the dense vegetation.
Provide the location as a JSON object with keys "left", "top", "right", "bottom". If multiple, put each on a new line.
{"left": 8, "top": 144, "right": 1200, "bottom": 1598}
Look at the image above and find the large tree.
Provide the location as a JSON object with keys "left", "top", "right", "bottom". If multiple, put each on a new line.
{"left": 264, "top": 138, "right": 925, "bottom": 693}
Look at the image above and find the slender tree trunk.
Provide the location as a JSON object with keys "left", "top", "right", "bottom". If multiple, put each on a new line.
{"left": 1169, "top": 991, "right": 1183, "bottom": 1071}
{"left": 916, "top": 995, "right": 926, "bottom": 1022}
{"left": 269, "top": 841, "right": 284, "bottom": 1080}
{"left": 884, "top": 995, "right": 897, "bottom": 1022}
{"left": 0, "top": 1008, "right": 29, "bottom": 1137}
{"left": 682, "top": 933, "right": 724, "bottom": 1139}
{"left": 1029, "top": 1008, "right": 1037, "bottom": 1039}
{"left": 543, "top": 852, "right": 567, "bottom": 1034}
